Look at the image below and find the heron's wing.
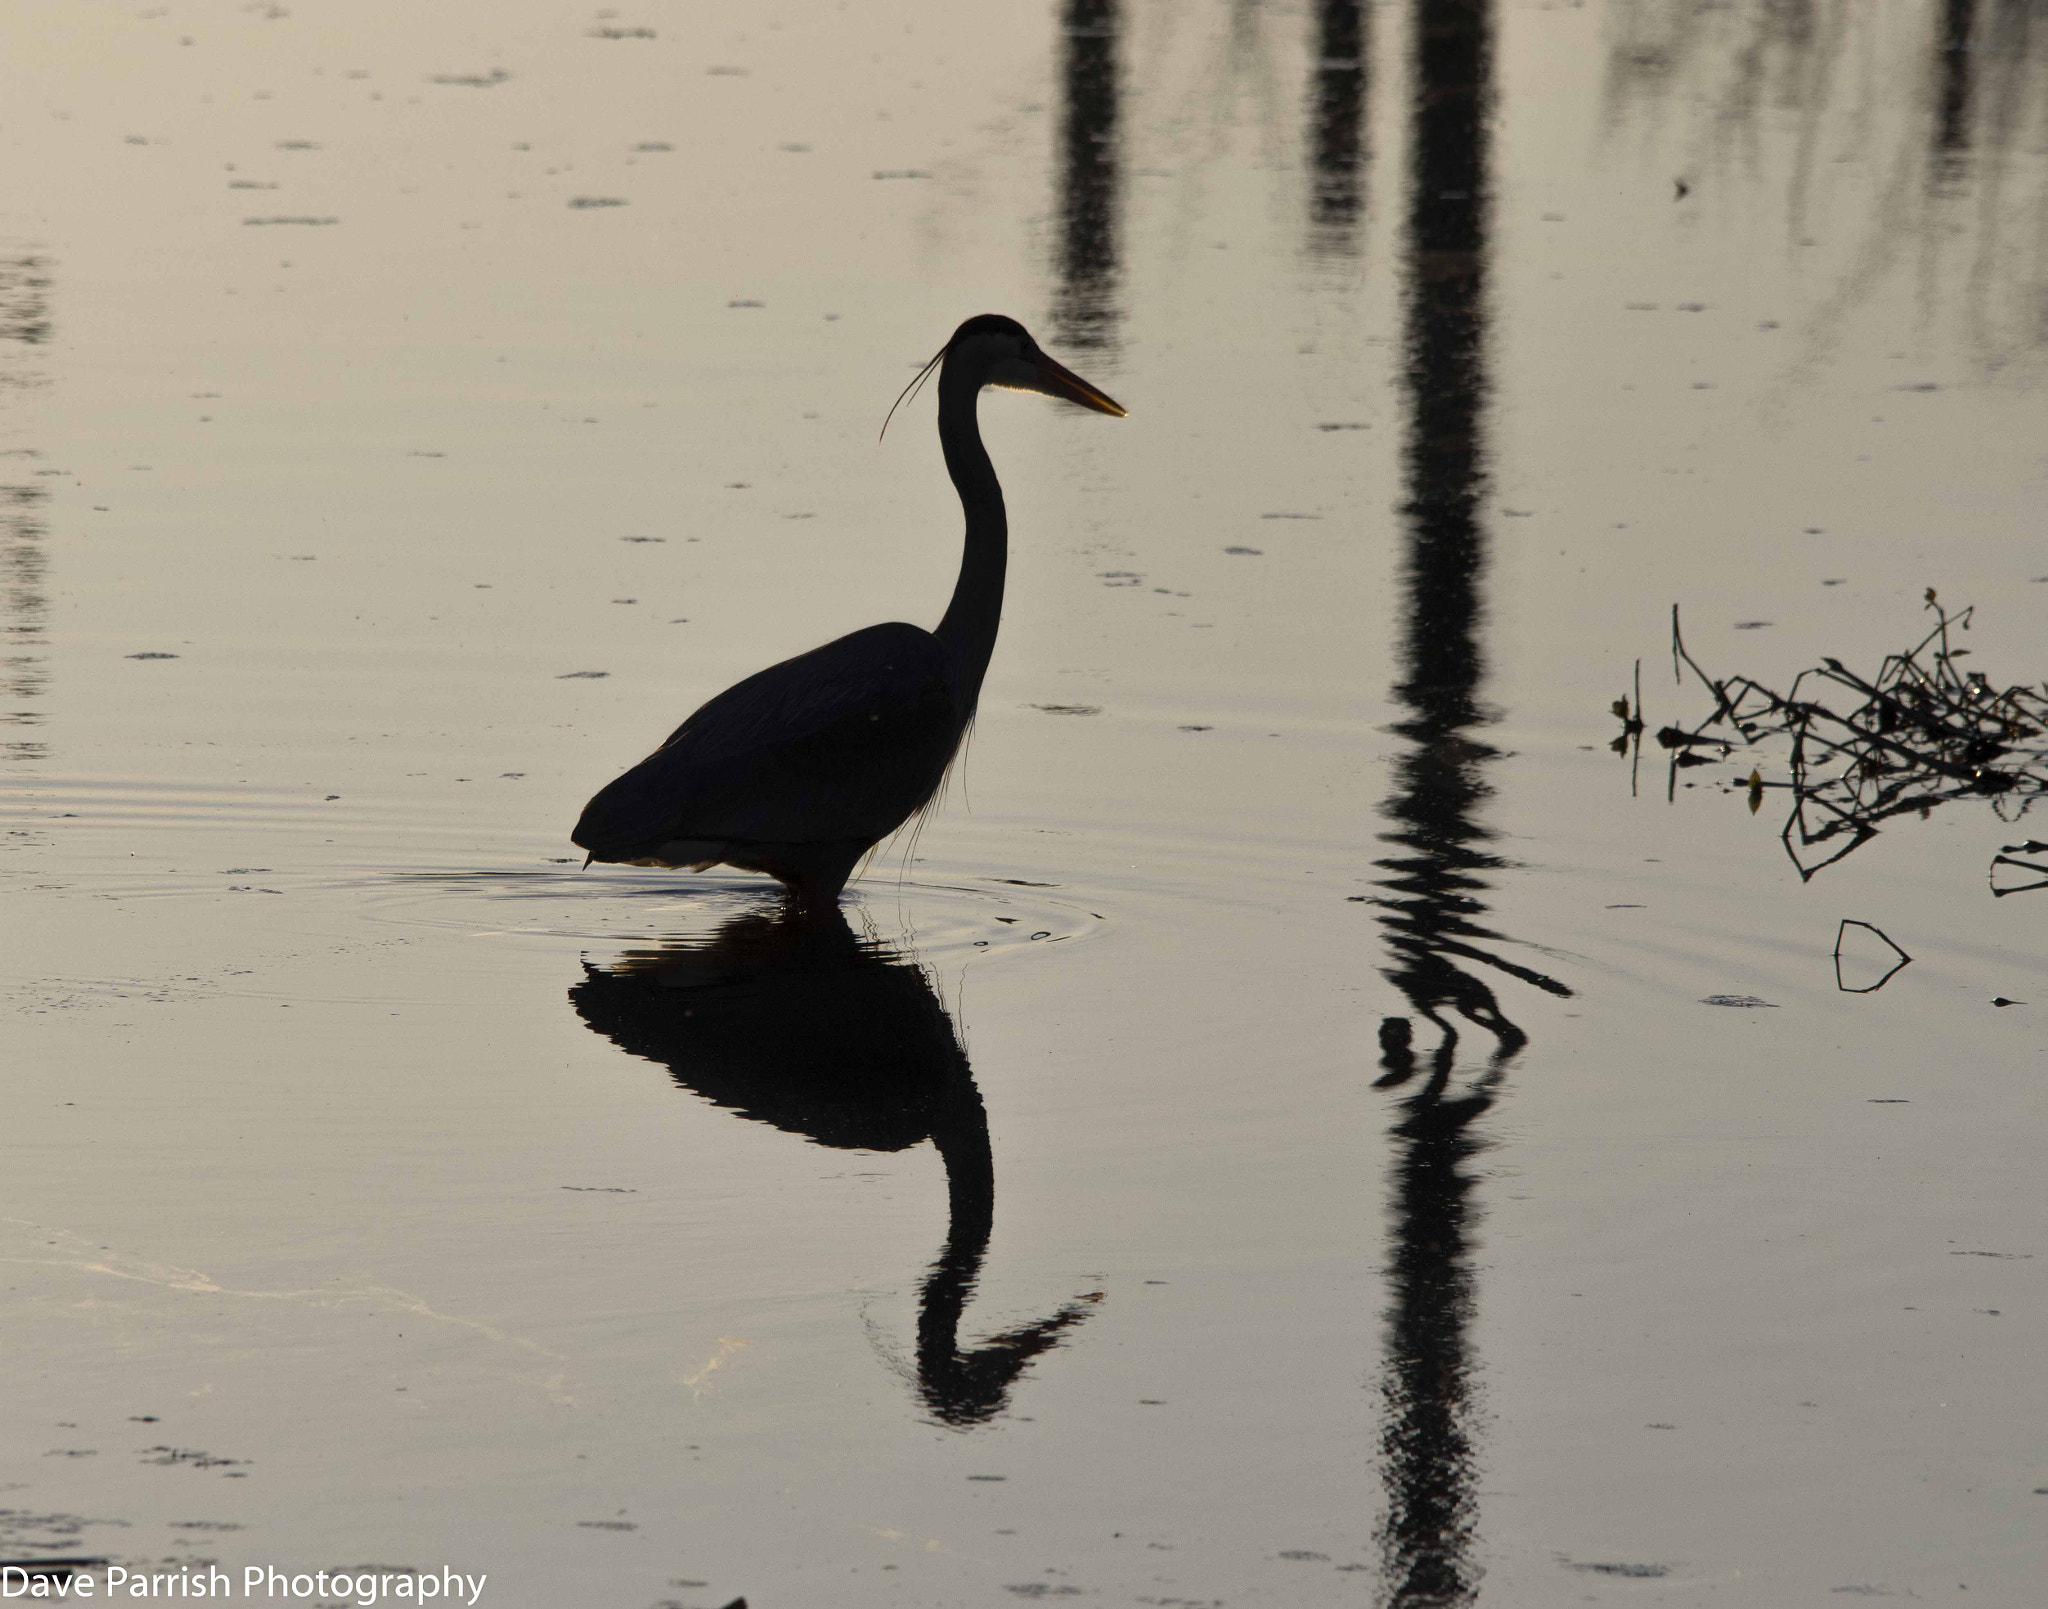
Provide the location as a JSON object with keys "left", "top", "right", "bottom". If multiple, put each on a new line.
{"left": 574, "top": 622, "right": 960, "bottom": 856}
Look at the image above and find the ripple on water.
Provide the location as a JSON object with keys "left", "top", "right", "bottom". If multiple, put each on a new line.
{"left": 349, "top": 867, "right": 1107, "bottom": 966}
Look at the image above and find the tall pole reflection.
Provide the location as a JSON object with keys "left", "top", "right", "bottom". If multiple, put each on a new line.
{"left": 1309, "top": 0, "right": 1370, "bottom": 256}
{"left": 1372, "top": 2, "right": 1569, "bottom": 1601}
{"left": 1600, "top": 0, "right": 2048, "bottom": 365}
{"left": 0, "top": 251, "right": 51, "bottom": 764}
{"left": 1053, "top": 0, "right": 1122, "bottom": 351}
{"left": 569, "top": 906, "right": 1099, "bottom": 1427}
{"left": 1934, "top": 0, "right": 1979, "bottom": 178}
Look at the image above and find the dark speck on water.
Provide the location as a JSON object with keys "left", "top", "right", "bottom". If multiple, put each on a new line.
{"left": 557, "top": 670, "right": 609, "bottom": 679}
{"left": 568, "top": 197, "right": 627, "bottom": 209}
{"left": 1702, "top": 995, "right": 1777, "bottom": 1008}
{"left": 126, "top": 651, "right": 179, "bottom": 659}
{"left": 1223, "top": 546, "right": 1262, "bottom": 555}
{"left": 1734, "top": 620, "right": 1773, "bottom": 629}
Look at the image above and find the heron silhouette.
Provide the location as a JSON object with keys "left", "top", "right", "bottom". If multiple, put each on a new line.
{"left": 572, "top": 315, "right": 1125, "bottom": 909}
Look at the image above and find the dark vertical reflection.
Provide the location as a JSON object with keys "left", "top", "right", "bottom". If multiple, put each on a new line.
{"left": 1600, "top": 1, "right": 2048, "bottom": 363}
{"left": 1309, "top": 0, "right": 1370, "bottom": 255}
{"left": 1053, "top": 0, "right": 1122, "bottom": 350}
{"left": 1370, "top": 3, "right": 1570, "bottom": 1602}
{"left": 0, "top": 251, "right": 51, "bottom": 764}
{"left": 569, "top": 907, "right": 1099, "bottom": 1428}
{"left": 1934, "top": 0, "right": 1978, "bottom": 180}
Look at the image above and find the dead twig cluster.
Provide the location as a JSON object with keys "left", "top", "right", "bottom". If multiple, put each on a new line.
{"left": 1627, "top": 593, "right": 2048, "bottom": 880}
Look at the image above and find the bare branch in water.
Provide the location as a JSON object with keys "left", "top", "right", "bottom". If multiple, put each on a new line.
{"left": 1632, "top": 598, "right": 2047, "bottom": 882}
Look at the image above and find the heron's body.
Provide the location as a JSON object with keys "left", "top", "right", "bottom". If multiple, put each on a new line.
{"left": 572, "top": 315, "right": 1124, "bottom": 910}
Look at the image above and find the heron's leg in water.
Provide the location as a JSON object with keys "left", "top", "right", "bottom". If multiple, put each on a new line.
{"left": 731, "top": 838, "right": 870, "bottom": 914}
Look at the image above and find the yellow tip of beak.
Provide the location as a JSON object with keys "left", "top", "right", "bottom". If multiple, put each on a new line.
{"left": 1034, "top": 352, "right": 1127, "bottom": 418}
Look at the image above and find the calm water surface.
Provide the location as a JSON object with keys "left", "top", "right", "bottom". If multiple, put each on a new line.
{"left": 3, "top": 2, "right": 2044, "bottom": 1605}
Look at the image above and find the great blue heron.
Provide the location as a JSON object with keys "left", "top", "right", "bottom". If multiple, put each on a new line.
{"left": 572, "top": 314, "right": 1125, "bottom": 909}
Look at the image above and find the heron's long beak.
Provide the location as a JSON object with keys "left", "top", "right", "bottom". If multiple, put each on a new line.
{"left": 1032, "top": 352, "right": 1126, "bottom": 418}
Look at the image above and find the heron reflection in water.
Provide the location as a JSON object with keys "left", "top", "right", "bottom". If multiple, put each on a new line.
{"left": 573, "top": 316, "right": 1125, "bottom": 912}
{"left": 569, "top": 904, "right": 1100, "bottom": 1426}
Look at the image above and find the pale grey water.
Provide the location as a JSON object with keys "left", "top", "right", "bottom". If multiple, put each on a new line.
{"left": 2, "top": 2, "right": 2044, "bottom": 1605}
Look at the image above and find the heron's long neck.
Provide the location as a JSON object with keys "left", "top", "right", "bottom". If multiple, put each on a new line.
{"left": 933, "top": 368, "right": 1006, "bottom": 716}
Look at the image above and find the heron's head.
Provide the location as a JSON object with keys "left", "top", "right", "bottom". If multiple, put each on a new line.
{"left": 883, "top": 315, "right": 1126, "bottom": 439}
{"left": 945, "top": 314, "right": 1126, "bottom": 417}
